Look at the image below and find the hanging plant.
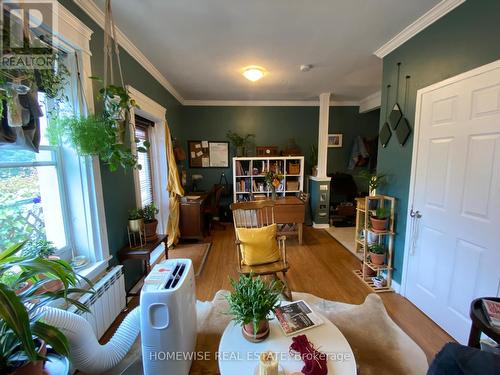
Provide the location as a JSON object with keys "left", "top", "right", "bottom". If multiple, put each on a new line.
{"left": 47, "top": 114, "right": 147, "bottom": 172}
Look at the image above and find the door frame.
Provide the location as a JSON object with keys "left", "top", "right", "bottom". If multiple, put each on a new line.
{"left": 400, "top": 58, "right": 500, "bottom": 297}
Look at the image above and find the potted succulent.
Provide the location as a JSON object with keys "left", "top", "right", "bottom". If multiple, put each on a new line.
{"left": 0, "top": 242, "right": 92, "bottom": 375}
{"left": 128, "top": 208, "right": 144, "bottom": 233}
{"left": 226, "top": 131, "right": 255, "bottom": 157}
{"left": 370, "top": 207, "right": 389, "bottom": 232}
{"left": 226, "top": 274, "right": 281, "bottom": 343}
{"left": 368, "top": 243, "right": 386, "bottom": 265}
{"left": 142, "top": 202, "right": 159, "bottom": 241}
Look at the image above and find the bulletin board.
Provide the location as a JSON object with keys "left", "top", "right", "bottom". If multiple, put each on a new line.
{"left": 188, "top": 140, "right": 229, "bottom": 168}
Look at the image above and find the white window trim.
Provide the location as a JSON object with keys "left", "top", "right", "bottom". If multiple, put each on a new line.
{"left": 50, "top": 3, "right": 110, "bottom": 269}
{"left": 127, "top": 86, "right": 169, "bottom": 234}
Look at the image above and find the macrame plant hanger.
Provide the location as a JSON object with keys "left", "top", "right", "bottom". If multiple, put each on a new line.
{"left": 103, "top": 0, "right": 128, "bottom": 143}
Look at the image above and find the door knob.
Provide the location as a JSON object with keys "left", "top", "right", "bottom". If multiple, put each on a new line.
{"left": 410, "top": 209, "right": 422, "bottom": 219}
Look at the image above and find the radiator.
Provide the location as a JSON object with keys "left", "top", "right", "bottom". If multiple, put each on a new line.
{"left": 70, "top": 265, "right": 126, "bottom": 338}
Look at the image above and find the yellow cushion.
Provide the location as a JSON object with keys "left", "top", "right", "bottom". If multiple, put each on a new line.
{"left": 236, "top": 224, "right": 281, "bottom": 266}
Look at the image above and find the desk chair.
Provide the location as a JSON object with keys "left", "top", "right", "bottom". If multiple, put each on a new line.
{"left": 230, "top": 200, "right": 292, "bottom": 300}
{"left": 203, "top": 184, "right": 226, "bottom": 233}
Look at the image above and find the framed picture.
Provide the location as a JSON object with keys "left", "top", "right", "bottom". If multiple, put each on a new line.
{"left": 328, "top": 134, "right": 343, "bottom": 148}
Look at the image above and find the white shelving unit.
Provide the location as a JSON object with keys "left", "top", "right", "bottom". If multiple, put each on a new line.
{"left": 232, "top": 156, "right": 305, "bottom": 202}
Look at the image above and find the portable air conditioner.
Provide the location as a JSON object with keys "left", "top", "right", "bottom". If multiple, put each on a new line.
{"left": 140, "top": 259, "right": 197, "bottom": 375}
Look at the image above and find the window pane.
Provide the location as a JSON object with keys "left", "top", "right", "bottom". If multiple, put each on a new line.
{"left": 0, "top": 165, "right": 67, "bottom": 250}
{"left": 135, "top": 126, "right": 154, "bottom": 207}
{"left": 0, "top": 148, "right": 55, "bottom": 165}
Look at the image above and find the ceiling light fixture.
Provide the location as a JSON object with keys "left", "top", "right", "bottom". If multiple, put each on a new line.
{"left": 242, "top": 66, "right": 265, "bottom": 82}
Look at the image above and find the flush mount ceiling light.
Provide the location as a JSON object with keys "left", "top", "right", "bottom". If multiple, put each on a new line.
{"left": 242, "top": 66, "right": 265, "bottom": 82}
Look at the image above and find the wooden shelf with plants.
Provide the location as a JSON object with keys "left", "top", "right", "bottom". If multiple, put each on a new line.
{"left": 233, "top": 156, "right": 304, "bottom": 202}
{"left": 353, "top": 195, "right": 396, "bottom": 293}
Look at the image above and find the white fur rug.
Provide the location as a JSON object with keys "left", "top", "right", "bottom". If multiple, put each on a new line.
{"left": 111, "top": 291, "right": 428, "bottom": 375}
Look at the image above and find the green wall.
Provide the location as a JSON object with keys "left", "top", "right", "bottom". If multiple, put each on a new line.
{"left": 59, "top": 1, "right": 182, "bottom": 290}
{"left": 377, "top": 0, "right": 500, "bottom": 284}
{"left": 327, "top": 107, "right": 380, "bottom": 191}
{"left": 179, "top": 106, "right": 320, "bottom": 191}
{"left": 178, "top": 106, "right": 380, "bottom": 192}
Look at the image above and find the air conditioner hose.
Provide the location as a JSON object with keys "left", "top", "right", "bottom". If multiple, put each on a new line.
{"left": 40, "top": 306, "right": 140, "bottom": 374}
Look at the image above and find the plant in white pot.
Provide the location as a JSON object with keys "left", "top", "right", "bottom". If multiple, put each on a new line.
{"left": 142, "top": 202, "right": 159, "bottom": 242}
{"left": 128, "top": 208, "right": 144, "bottom": 233}
{"left": 368, "top": 244, "right": 386, "bottom": 265}
{"left": 226, "top": 274, "right": 281, "bottom": 343}
{"left": 370, "top": 207, "right": 389, "bottom": 232}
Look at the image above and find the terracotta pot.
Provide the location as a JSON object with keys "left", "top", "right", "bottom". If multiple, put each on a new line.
{"left": 363, "top": 263, "right": 376, "bottom": 277}
{"left": 10, "top": 339, "right": 46, "bottom": 375}
{"left": 128, "top": 218, "right": 144, "bottom": 233}
{"left": 242, "top": 320, "right": 270, "bottom": 342}
{"left": 370, "top": 217, "right": 388, "bottom": 232}
{"left": 369, "top": 252, "right": 386, "bottom": 265}
{"left": 144, "top": 219, "right": 158, "bottom": 241}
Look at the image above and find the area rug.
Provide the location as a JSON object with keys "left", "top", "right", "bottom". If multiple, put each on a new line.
{"left": 108, "top": 291, "right": 428, "bottom": 375}
{"left": 168, "top": 242, "right": 211, "bottom": 277}
{"left": 325, "top": 226, "right": 361, "bottom": 260}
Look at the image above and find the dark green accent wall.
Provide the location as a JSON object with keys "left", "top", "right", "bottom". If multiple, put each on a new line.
{"left": 179, "top": 106, "right": 380, "bottom": 192}
{"left": 327, "top": 107, "right": 380, "bottom": 191}
{"left": 377, "top": 0, "right": 500, "bottom": 284}
{"left": 59, "top": 1, "right": 182, "bottom": 290}
{"left": 179, "top": 106, "right": 320, "bottom": 191}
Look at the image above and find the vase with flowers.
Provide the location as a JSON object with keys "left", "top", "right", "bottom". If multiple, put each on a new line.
{"left": 264, "top": 171, "right": 283, "bottom": 200}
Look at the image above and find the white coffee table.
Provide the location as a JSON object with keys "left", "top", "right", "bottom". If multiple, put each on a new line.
{"left": 218, "top": 311, "right": 356, "bottom": 375}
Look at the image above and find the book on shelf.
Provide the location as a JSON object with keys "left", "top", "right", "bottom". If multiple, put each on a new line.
{"left": 482, "top": 299, "right": 500, "bottom": 328}
{"left": 274, "top": 300, "right": 323, "bottom": 336}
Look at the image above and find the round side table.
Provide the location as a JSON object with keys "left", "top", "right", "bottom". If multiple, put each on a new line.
{"left": 218, "top": 311, "right": 356, "bottom": 375}
{"left": 468, "top": 297, "right": 500, "bottom": 348}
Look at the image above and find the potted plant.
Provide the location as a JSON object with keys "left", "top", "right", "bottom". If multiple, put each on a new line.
{"left": 370, "top": 207, "right": 389, "bottom": 232}
{"left": 226, "top": 274, "right": 281, "bottom": 343}
{"left": 358, "top": 171, "right": 387, "bottom": 197}
{"left": 0, "top": 242, "right": 92, "bottom": 375}
{"left": 22, "top": 240, "right": 62, "bottom": 293}
{"left": 142, "top": 202, "right": 159, "bottom": 241}
{"left": 264, "top": 171, "right": 283, "bottom": 200}
{"left": 226, "top": 131, "right": 255, "bottom": 157}
{"left": 47, "top": 114, "right": 148, "bottom": 172}
{"left": 128, "top": 208, "right": 144, "bottom": 233}
{"left": 368, "top": 243, "right": 386, "bottom": 265}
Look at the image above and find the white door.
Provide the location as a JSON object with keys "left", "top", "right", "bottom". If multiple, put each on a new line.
{"left": 405, "top": 60, "right": 500, "bottom": 343}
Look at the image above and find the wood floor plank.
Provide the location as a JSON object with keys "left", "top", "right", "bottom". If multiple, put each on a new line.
{"left": 103, "top": 225, "right": 453, "bottom": 364}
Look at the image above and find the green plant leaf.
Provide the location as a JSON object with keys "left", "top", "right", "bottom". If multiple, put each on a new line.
{"left": 31, "top": 321, "right": 69, "bottom": 357}
{"left": 0, "top": 241, "right": 26, "bottom": 261}
{"left": 0, "top": 284, "right": 37, "bottom": 361}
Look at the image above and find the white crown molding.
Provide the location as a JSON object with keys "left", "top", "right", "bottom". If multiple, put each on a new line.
{"left": 72, "top": 0, "right": 185, "bottom": 104}
{"left": 359, "top": 91, "right": 381, "bottom": 113}
{"left": 183, "top": 99, "right": 360, "bottom": 107}
{"left": 374, "top": 0, "right": 465, "bottom": 58}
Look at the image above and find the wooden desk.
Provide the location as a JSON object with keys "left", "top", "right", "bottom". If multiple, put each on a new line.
{"left": 255, "top": 196, "right": 305, "bottom": 244}
{"left": 179, "top": 193, "right": 209, "bottom": 240}
{"left": 117, "top": 234, "right": 168, "bottom": 297}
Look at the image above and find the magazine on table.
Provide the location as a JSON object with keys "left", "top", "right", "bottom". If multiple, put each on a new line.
{"left": 482, "top": 299, "right": 500, "bottom": 329}
{"left": 274, "top": 300, "right": 323, "bottom": 336}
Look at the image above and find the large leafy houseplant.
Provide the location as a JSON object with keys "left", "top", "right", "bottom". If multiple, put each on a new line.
{"left": 0, "top": 242, "right": 92, "bottom": 374}
{"left": 226, "top": 274, "right": 281, "bottom": 342}
{"left": 226, "top": 131, "right": 254, "bottom": 157}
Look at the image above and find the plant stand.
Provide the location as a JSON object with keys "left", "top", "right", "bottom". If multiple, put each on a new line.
{"left": 353, "top": 195, "right": 395, "bottom": 293}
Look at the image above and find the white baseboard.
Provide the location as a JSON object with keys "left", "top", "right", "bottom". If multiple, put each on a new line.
{"left": 391, "top": 279, "right": 401, "bottom": 294}
{"left": 313, "top": 223, "right": 330, "bottom": 229}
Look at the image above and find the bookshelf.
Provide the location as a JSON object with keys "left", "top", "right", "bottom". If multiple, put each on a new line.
{"left": 232, "top": 156, "right": 304, "bottom": 202}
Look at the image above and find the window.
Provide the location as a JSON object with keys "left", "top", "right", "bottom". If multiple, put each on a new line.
{"left": 134, "top": 115, "right": 154, "bottom": 207}
{"left": 0, "top": 92, "right": 70, "bottom": 252}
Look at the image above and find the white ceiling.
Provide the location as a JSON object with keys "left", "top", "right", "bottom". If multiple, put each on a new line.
{"left": 93, "top": 0, "right": 441, "bottom": 102}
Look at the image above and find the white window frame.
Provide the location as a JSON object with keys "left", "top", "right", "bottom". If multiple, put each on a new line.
{"left": 127, "top": 86, "right": 169, "bottom": 234}
{"left": 49, "top": 4, "right": 110, "bottom": 276}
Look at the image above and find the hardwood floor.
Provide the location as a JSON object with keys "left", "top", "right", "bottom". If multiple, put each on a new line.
{"left": 104, "top": 225, "right": 453, "bottom": 363}
{"left": 195, "top": 225, "right": 454, "bottom": 362}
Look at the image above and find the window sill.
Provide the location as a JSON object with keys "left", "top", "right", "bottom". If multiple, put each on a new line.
{"left": 76, "top": 257, "right": 111, "bottom": 282}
